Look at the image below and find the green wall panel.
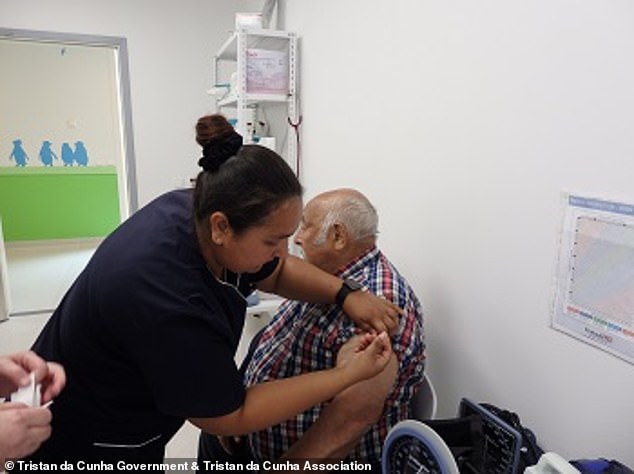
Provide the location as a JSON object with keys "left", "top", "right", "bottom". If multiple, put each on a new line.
{"left": 0, "top": 166, "right": 120, "bottom": 241}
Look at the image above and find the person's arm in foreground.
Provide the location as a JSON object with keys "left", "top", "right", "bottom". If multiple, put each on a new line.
{"left": 0, "top": 351, "right": 66, "bottom": 403}
{"left": 280, "top": 335, "right": 398, "bottom": 467}
{"left": 258, "top": 255, "right": 401, "bottom": 334}
{"left": 190, "top": 333, "right": 393, "bottom": 436}
{"left": 0, "top": 351, "right": 66, "bottom": 464}
{"left": 0, "top": 402, "right": 52, "bottom": 464}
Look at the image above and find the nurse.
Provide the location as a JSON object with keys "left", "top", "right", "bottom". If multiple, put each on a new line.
{"left": 28, "top": 114, "right": 399, "bottom": 464}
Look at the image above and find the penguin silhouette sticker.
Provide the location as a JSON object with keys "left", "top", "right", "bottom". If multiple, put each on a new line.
{"left": 39, "top": 141, "right": 59, "bottom": 166}
{"left": 9, "top": 139, "right": 29, "bottom": 167}
{"left": 61, "top": 142, "right": 74, "bottom": 166}
{"left": 74, "top": 141, "right": 89, "bottom": 166}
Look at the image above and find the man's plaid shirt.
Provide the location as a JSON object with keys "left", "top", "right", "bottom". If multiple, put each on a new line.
{"left": 243, "top": 246, "right": 426, "bottom": 463}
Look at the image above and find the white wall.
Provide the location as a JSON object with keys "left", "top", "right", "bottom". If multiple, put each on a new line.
{"left": 282, "top": 0, "right": 634, "bottom": 466}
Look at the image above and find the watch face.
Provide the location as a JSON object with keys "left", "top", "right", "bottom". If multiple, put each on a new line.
{"left": 345, "top": 278, "right": 363, "bottom": 291}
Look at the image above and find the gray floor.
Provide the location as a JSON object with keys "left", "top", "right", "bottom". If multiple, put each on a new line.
{"left": 0, "top": 313, "right": 200, "bottom": 459}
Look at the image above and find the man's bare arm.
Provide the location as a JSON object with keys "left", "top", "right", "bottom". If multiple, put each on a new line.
{"left": 281, "top": 341, "right": 398, "bottom": 467}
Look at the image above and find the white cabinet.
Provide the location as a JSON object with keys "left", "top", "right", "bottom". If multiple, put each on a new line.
{"left": 212, "top": 28, "right": 299, "bottom": 173}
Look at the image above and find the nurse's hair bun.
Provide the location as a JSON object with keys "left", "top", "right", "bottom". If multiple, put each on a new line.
{"left": 195, "top": 114, "right": 243, "bottom": 173}
{"left": 198, "top": 131, "right": 243, "bottom": 172}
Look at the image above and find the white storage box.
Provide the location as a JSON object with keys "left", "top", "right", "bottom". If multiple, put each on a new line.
{"left": 235, "top": 12, "right": 263, "bottom": 29}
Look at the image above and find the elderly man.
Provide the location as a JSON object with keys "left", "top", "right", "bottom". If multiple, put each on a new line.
{"left": 199, "top": 188, "right": 425, "bottom": 469}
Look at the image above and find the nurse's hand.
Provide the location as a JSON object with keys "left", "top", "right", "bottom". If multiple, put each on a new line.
{"left": 335, "top": 337, "right": 398, "bottom": 427}
{"left": 341, "top": 290, "right": 402, "bottom": 335}
{"left": 337, "top": 332, "right": 392, "bottom": 382}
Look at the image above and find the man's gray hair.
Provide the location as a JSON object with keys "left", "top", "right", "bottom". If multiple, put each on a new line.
{"left": 314, "top": 190, "right": 379, "bottom": 245}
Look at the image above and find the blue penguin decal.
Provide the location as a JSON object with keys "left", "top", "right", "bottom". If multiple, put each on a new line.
{"left": 39, "top": 141, "right": 59, "bottom": 166}
{"left": 9, "top": 139, "right": 29, "bottom": 167}
{"left": 61, "top": 142, "right": 74, "bottom": 166}
{"left": 74, "top": 141, "right": 89, "bottom": 166}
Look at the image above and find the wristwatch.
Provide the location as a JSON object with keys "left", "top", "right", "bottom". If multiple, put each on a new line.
{"left": 335, "top": 278, "right": 364, "bottom": 307}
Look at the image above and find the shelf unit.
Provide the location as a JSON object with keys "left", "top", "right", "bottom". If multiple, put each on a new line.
{"left": 212, "top": 28, "right": 298, "bottom": 173}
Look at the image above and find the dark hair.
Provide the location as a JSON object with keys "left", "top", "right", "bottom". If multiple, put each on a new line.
{"left": 196, "top": 114, "right": 234, "bottom": 146}
{"left": 193, "top": 139, "right": 302, "bottom": 234}
{"left": 196, "top": 114, "right": 243, "bottom": 172}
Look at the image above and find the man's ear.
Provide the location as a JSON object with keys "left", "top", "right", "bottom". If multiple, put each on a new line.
{"left": 332, "top": 222, "right": 347, "bottom": 250}
{"left": 209, "top": 212, "right": 230, "bottom": 245}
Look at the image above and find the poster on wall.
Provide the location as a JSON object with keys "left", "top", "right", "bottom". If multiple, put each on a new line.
{"left": 552, "top": 193, "right": 634, "bottom": 364}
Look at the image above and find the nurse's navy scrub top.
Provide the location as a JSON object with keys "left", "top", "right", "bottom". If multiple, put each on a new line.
{"left": 29, "top": 189, "right": 279, "bottom": 463}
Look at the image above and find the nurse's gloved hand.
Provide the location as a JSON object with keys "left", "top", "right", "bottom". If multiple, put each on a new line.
{"left": 336, "top": 332, "right": 392, "bottom": 383}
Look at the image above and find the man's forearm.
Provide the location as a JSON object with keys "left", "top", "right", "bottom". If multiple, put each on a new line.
{"left": 281, "top": 398, "right": 374, "bottom": 462}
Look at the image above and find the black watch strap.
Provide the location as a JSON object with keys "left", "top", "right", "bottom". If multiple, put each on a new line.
{"left": 335, "top": 278, "right": 363, "bottom": 307}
